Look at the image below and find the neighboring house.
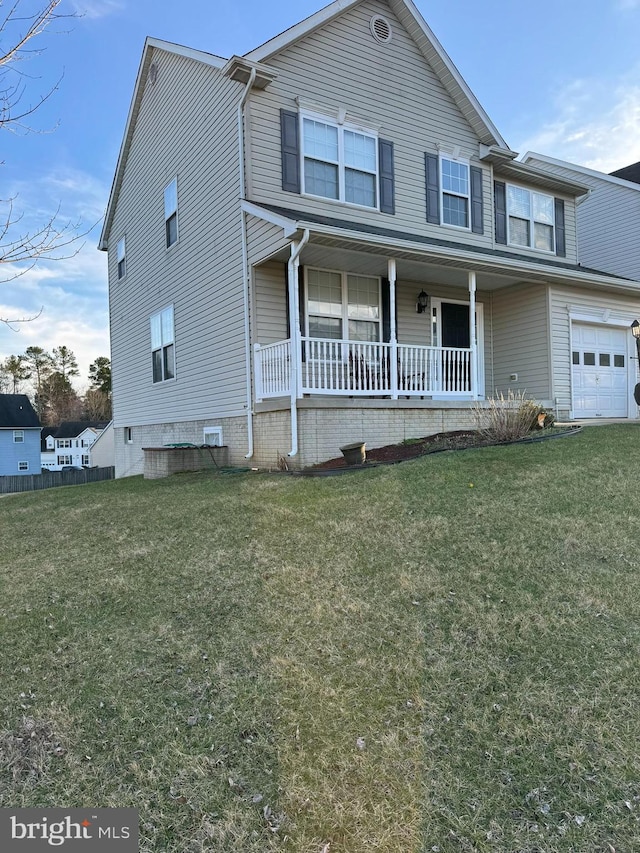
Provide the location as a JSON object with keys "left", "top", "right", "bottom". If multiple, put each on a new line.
{"left": 522, "top": 153, "right": 640, "bottom": 281}
{"left": 89, "top": 421, "right": 115, "bottom": 469}
{"left": 40, "top": 427, "right": 58, "bottom": 471}
{"left": 0, "top": 394, "right": 41, "bottom": 476}
{"left": 41, "top": 421, "right": 109, "bottom": 470}
{"left": 522, "top": 153, "right": 640, "bottom": 419}
{"left": 100, "top": 0, "right": 640, "bottom": 476}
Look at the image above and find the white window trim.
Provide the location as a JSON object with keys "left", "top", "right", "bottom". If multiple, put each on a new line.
{"left": 303, "top": 267, "right": 383, "bottom": 344}
{"left": 506, "top": 183, "right": 556, "bottom": 254}
{"left": 439, "top": 155, "right": 471, "bottom": 231}
{"left": 203, "top": 426, "right": 223, "bottom": 446}
{"left": 164, "top": 177, "right": 179, "bottom": 249}
{"left": 150, "top": 304, "right": 176, "bottom": 384}
{"left": 18, "top": 461, "right": 29, "bottom": 471}
{"left": 124, "top": 427, "right": 133, "bottom": 444}
{"left": 300, "top": 110, "right": 380, "bottom": 211}
{"left": 13, "top": 429, "right": 24, "bottom": 443}
{"left": 117, "top": 236, "right": 126, "bottom": 279}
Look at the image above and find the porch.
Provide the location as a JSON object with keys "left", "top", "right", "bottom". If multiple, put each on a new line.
{"left": 254, "top": 337, "right": 473, "bottom": 400}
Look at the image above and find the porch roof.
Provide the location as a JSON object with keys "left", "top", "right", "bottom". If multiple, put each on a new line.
{"left": 244, "top": 200, "right": 640, "bottom": 295}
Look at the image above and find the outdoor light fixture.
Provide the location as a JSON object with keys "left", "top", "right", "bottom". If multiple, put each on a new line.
{"left": 632, "top": 320, "right": 640, "bottom": 406}
{"left": 416, "top": 290, "right": 429, "bottom": 314}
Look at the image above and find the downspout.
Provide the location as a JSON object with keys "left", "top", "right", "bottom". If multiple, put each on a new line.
{"left": 288, "top": 229, "right": 310, "bottom": 458}
{"left": 468, "top": 271, "right": 478, "bottom": 400}
{"left": 238, "top": 67, "right": 257, "bottom": 458}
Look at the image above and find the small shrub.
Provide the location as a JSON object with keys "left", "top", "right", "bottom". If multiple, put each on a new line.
{"left": 474, "top": 391, "right": 549, "bottom": 442}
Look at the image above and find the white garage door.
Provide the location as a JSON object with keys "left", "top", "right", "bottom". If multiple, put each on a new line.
{"left": 572, "top": 323, "right": 628, "bottom": 418}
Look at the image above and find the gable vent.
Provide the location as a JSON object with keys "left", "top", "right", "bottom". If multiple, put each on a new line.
{"left": 370, "top": 15, "right": 392, "bottom": 44}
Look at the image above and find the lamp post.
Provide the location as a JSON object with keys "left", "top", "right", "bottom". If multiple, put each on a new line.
{"left": 632, "top": 320, "right": 640, "bottom": 406}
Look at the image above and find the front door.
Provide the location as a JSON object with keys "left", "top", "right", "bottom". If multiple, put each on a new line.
{"left": 432, "top": 299, "right": 484, "bottom": 395}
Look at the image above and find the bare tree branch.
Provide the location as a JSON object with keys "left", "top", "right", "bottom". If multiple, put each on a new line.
{"left": 1, "top": 0, "right": 83, "bottom": 325}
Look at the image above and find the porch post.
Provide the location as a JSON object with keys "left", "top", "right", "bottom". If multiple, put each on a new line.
{"left": 287, "top": 230, "right": 309, "bottom": 457}
{"left": 388, "top": 258, "right": 398, "bottom": 400}
{"left": 468, "top": 270, "right": 478, "bottom": 400}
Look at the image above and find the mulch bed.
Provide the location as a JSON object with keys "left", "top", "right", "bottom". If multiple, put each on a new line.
{"left": 304, "top": 427, "right": 582, "bottom": 473}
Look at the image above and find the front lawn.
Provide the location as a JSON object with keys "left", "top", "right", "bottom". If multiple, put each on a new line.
{"left": 1, "top": 425, "right": 639, "bottom": 852}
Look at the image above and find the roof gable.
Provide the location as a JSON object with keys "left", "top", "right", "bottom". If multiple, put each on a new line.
{"left": 99, "top": 38, "right": 226, "bottom": 251}
{"left": 54, "top": 421, "right": 109, "bottom": 439}
{"left": 0, "top": 395, "right": 40, "bottom": 428}
{"left": 245, "top": 0, "right": 508, "bottom": 149}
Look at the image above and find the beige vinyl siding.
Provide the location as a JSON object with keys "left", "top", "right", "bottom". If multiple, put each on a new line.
{"left": 246, "top": 216, "right": 291, "bottom": 265}
{"left": 247, "top": 0, "right": 493, "bottom": 251}
{"left": 491, "top": 283, "right": 551, "bottom": 399}
{"left": 527, "top": 157, "right": 640, "bottom": 279}
{"left": 548, "top": 285, "right": 640, "bottom": 415}
{"left": 108, "top": 48, "right": 247, "bottom": 427}
{"left": 254, "top": 261, "right": 288, "bottom": 343}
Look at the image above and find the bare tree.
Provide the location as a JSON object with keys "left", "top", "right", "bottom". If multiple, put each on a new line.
{"left": 1, "top": 0, "right": 81, "bottom": 321}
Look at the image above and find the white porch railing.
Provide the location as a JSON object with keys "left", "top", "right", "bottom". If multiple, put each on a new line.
{"left": 254, "top": 337, "right": 472, "bottom": 400}
{"left": 254, "top": 339, "right": 291, "bottom": 399}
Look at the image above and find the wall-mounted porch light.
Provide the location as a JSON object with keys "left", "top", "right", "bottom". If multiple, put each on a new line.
{"left": 416, "top": 290, "right": 429, "bottom": 314}
{"left": 632, "top": 320, "right": 640, "bottom": 406}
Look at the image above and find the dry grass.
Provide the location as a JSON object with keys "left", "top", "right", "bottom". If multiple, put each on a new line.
{"left": 1, "top": 425, "right": 640, "bottom": 851}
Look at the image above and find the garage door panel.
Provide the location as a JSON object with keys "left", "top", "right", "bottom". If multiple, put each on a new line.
{"left": 572, "top": 322, "right": 629, "bottom": 418}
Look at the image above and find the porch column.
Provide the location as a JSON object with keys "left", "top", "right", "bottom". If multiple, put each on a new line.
{"left": 287, "top": 230, "right": 310, "bottom": 457}
{"left": 468, "top": 271, "right": 478, "bottom": 400}
{"left": 388, "top": 258, "right": 398, "bottom": 400}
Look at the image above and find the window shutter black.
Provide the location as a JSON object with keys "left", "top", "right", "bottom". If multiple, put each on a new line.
{"left": 280, "top": 109, "right": 300, "bottom": 194}
{"left": 494, "top": 180, "right": 507, "bottom": 245}
{"left": 378, "top": 139, "right": 395, "bottom": 214}
{"left": 554, "top": 198, "right": 566, "bottom": 257}
{"left": 425, "top": 154, "right": 440, "bottom": 224}
{"left": 470, "top": 165, "right": 484, "bottom": 234}
{"left": 381, "top": 278, "right": 391, "bottom": 342}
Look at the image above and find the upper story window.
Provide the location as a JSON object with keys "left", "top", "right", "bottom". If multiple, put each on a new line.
{"left": 441, "top": 157, "right": 470, "bottom": 229}
{"left": 507, "top": 185, "right": 555, "bottom": 252}
{"left": 57, "top": 438, "right": 71, "bottom": 449}
{"left": 13, "top": 430, "right": 24, "bottom": 443}
{"left": 117, "top": 237, "right": 126, "bottom": 279}
{"left": 164, "top": 178, "right": 178, "bottom": 248}
{"left": 302, "top": 114, "right": 378, "bottom": 209}
{"left": 18, "top": 461, "right": 29, "bottom": 471}
{"left": 151, "top": 305, "right": 175, "bottom": 383}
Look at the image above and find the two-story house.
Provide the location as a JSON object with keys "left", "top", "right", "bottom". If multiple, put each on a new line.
{"left": 0, "top": 394, "right": 42, "bottom": 476}
{"left": 100, "top": 0, "right": 640, "bottom": 476}
{"left": 41, "top": 422, "right": 109, "bottom": 470}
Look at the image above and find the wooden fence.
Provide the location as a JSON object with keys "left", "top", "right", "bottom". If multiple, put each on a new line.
{"left": 0, "top": 467, "right": 115, "bottom": 495}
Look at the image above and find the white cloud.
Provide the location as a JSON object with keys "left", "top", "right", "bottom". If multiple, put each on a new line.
{"left": 0, "top": 167, "right": 110, "bottom": 388}
{"left": 69, "top": 1, "right": 124, "bottom": 20}
{"left": 516, "top": 69, "right": 640, "bottom": 173}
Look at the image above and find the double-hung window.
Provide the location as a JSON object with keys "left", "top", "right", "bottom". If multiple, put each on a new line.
{"left": 151, "top": 305, "right": 175, "bottom": 383}
{"left": 507, "top": 185, "right": 555, "bottom": 252}
{"left": 306, "top": 268, "right": 381, "bottom": 342}
{"left": 441, "top": 157, "right": 470, "bottom": 228}
{"left": 302, "top": 114, "right": 378, "bottom": 208}
{"left": 13, "top": 430, "right": 24, "bottom": 443}
{"left": 164, "top": 178, "right": 178, "bottom": 248}
{"left": 117, "top": 237, "right": 126, "bottom": 279}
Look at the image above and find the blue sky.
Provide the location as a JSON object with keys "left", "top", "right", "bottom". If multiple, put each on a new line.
{"left": 2, "top": 0, "right": 640, "bottom": 388}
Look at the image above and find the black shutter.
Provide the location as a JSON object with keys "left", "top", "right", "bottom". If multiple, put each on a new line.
{"left": 470, "top": 165, "right": 484, "bottom": 234}
{"left": 381, "top": 278, "right": 391, "bottom": 342}
{"left": 425, "top": 154, "right": 440, "bottom": 224}
{"left": 378, "top": 139, "right": 395, "bottom": 214}
{"left": 280, "top": 109, "right": 300, "bottom": 194}
{"left": 494, "top": 180, "right": 507, "bottom": 244}
{"left": 554, "top": 198, "right": 566, "bottom": 257}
